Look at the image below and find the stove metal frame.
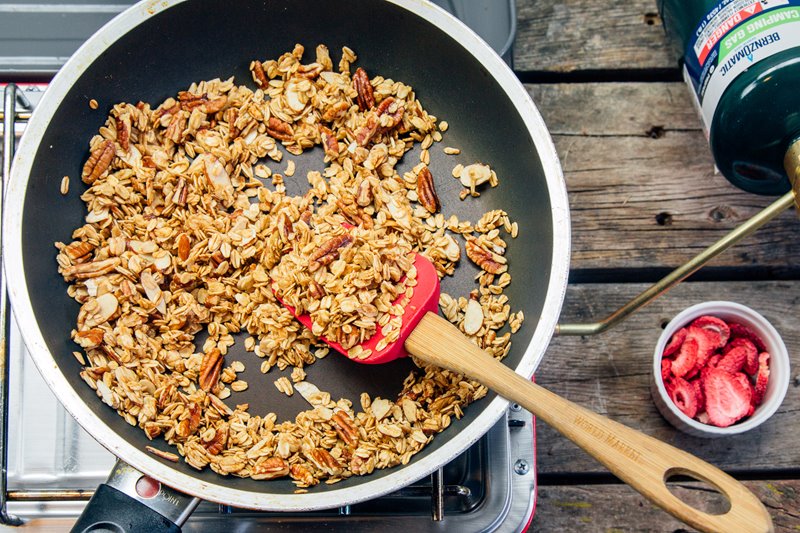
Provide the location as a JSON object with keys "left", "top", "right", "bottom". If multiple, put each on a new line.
{"left": 0, "top": 83, "right": 536, "bottom": 532}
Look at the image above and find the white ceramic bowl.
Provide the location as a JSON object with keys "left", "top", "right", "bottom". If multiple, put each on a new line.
{"left": 651, "top": 301, "right": 790, "bottom": 438}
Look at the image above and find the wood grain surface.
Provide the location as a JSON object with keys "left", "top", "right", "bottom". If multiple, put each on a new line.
{"left": 538, "top": 281, "right": 799, "bottom": 474}
{"left": 532, "top": 480, "right": 800, "bottom": 531}
{"left": 515, "top": 0, "right": 674, "bottom": 73}
{"left": 526, "top": 82, "right": 800, "bottom": 278}
{"left": 515, "top": 0, "right": 800, "bottom": 529}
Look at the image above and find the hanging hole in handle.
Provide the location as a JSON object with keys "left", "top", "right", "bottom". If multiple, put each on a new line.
{"left": 664, "top": 468, "right": 731, "bottom": 516}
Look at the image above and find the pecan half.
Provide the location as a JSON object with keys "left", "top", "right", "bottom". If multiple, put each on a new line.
{"left": 416, "top": 167, "right": 440, "bottom": 213}
{"left": 336, "top": 198, "right": 373, "bottom": 229}
{"left": 308, "top": 234, "right": 353, "bottom": 272}
{"left": 277, "top": 212, "right": 294, "bottom": 243}
{"left": 144, "top": 422, "right": 162, "bottom": 439}
{"left": 178, "top": 92, "right": 227, "bottom": 115}
{"left": 331, "top": 411, "right": 359, "bottom": 447}
{"left": 178, "top": 91, "right": 228, "bottom": 115}
{"left": 266, "top": 116, "right": 294, "bottom": 142}
{"left": 202, "top": 422, "right": 228, "bottom": 455}
{"left": 297, "top": 62, "right": 323, "bottom": 79}
{"left": 289, "top": 464, "right": 318, "bottom": 486}
{"left": 308, "top": 280, "right": 326, "bottom": 300}
{"left": 176, "top": 402, "right": 201, "bottom": 438}
{"left": 354, "top": 97, "right": 405, "bottom": 146}
{"left": 299, "top": 209, "right": 313, "bottom": 227}
{"left": 224, "top": 108, "right": 239, "bottom": 140}
{"left": 308, "top": 448, "right": 341, "bottom": 474}
{"left": 177, "top": 91, "right": 203, "bottom": 108}
{"left": 202, "top": 95, "right": 227, "bottom": 114}
{"left": 252, "top": 457, "right": 289, "bottom": 480}
{"left": 64, "top": 257, "right": 120, "bottom": 280}
{"left": 251, "top": 60, "right": 268, "bottom": 88}
{"left": 354, "top": 115, "right": 378, "bottom": 147}
{"left": 319, "top": 125, "right": 339, "bottom": 157}
{"left": 353, "top": 67, "right": 375, "bottom": 111}
{"left": 145, "top": 445, "right": 179, "bottom": 462}
{"left": 350, "top": 454, "right": 374, "bottom": 475}
{"left": 82, "top": 140, "right": 115, "bottom": 184}
{"left": 63, "top": 240, "right": 95, "bottom": 261}
{"left": 465, "top": 239, "right": 507, "bottom": 274}
{"left": 152, "top": 102, "right": 180, "bottom": 125}
{"left": 115, "top": 114, "right": 130, "bottom": 152}
{"left": 322, "top": 101, "right": 349, "bottom": 122}
{"left": 376, "top": 97, "right": 404, "bottom": 133}
{"left": 199, "top": 348, "right": 224, "bottom": 392}
{"left": 73, "top": 328, "right": 104, "bottom": 349}
{"left": 210, "top": 250, "right": 225, "bottom": 267}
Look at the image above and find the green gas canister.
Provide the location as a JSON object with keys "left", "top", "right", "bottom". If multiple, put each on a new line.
{"left": 659, "top": 0, "right": 800, "bottom": 195}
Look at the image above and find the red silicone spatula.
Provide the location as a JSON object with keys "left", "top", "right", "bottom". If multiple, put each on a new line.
{"left": 277, "top": 253, "right": 772, "bottom": 533}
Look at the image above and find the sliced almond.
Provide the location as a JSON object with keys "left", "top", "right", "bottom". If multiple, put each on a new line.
{"left": 152, "top": 250, "right": 172, "bottom": 272}
{"left": 458, "top": 163, "right": 492, "bottom": 188}
{"left": 371, "top": 398, "right": 391, "bottom": 421}
{"left": 463, "top": 298, "right": 484, "bottom": 335}
{"left": 294, "top": 381, "right": 321, "bottom": 405}
{"left": 140, "top": 270, "right": 166, "bottom": 314}
{"left": 203, "top": 154, "right": 234, "bottom": 204}
{"left": 443, "top": 234, "right": 461, "bottom": 262}
{"left": 129, "top": 240, "right": 158, "bottom": 255}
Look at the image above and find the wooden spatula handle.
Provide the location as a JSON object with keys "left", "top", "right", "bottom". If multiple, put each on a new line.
{"left": 405, "top": 313, "right": 773, "bottom": 533}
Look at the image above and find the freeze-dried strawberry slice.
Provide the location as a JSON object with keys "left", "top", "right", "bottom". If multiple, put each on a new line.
{"left": 729, "top": 322, "right": 767, "bottom": 352}
{"left": 671, "top": 337, "right": 697, "bottom": 378}
{"left": 752, "top": 352, "right": 771, "bottom": 406}
{"left": 667, "top": 377, "right": 699, "bottom": 419}
{"left": 707, "top": 354, "right": 722, "bottom": 369}
{"left": 716, "top": 345, "right": 748, "bottom": 374}
{"left": 703, "top": 368, "right": 753, "bottom": 427}
{"left": 661, "top": 359, "right": 672, "bottom": 382}
{"left": 664, "top": 327, "right": 688, "bottom": 358}
{"left": 724, "top": 337, "right": 758, "bottom": 375}
{"left": 683, "top": 326, "right": 719, "bottom": 378}
{"left": 732, "top": 372, "right": 757, "bottom": 417}
{"left": 691, "top": 377, "right": 705, "bottom": 414}
{"left": 691, "top": 315, "right": 730, "bottom": 348}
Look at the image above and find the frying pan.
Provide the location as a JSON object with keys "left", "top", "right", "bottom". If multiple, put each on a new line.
{"left": 3, "top": 0, "right": 570, "bottom": 525}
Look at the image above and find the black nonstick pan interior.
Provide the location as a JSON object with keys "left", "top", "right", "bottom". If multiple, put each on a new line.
{"left": 18, "top": 0, "right": 557, "bottom": 498}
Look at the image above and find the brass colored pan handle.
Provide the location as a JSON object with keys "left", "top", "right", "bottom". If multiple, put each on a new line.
{"left": 556, "top": 161, "right": 799, "bottom": 337}
{"left": 407, "top": 313, "right": 774, "bottom": 533}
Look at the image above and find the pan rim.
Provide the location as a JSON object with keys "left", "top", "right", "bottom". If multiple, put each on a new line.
{"left": 3, "top": 0, "right": 570, "bottom": 512}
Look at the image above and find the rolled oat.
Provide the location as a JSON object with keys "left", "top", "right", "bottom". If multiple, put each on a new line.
{"left": 57, "top": 44, "right": 524, "bottom": 487}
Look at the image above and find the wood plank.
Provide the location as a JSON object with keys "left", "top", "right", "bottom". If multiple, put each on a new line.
{"left": 514, "top": 0, "right": 675, "bottom": 73}
{"left": 534, "top": 280, "right": 800, "bottom": 474}
{"left": 525, "top": 82, "right": 800, "bottom": 275}
{"left": 532, "top": 480, "right": 800, "bottom": 531}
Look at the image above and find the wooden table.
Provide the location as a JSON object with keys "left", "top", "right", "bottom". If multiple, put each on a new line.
{"left": 514, "top": 1, "right": 800, "bottom": 530}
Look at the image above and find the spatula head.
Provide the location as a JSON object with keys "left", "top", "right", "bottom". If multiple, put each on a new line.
{"left": 276, "top": 253, "right": 440, "bottom": 364}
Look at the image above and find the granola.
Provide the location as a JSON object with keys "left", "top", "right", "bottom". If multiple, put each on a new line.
{"left": 56, "top": 44, "right": 523, "bottom": 487}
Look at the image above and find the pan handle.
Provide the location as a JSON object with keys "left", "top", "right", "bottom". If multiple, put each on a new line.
{"left": 555, "top": 189, "right": 797, "bottom": 336}
{"left": 408, "top": 313, "right": 774, "bottom": 532}
{"left": 71, "top": 459, "right": 199, "bottom": 533}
